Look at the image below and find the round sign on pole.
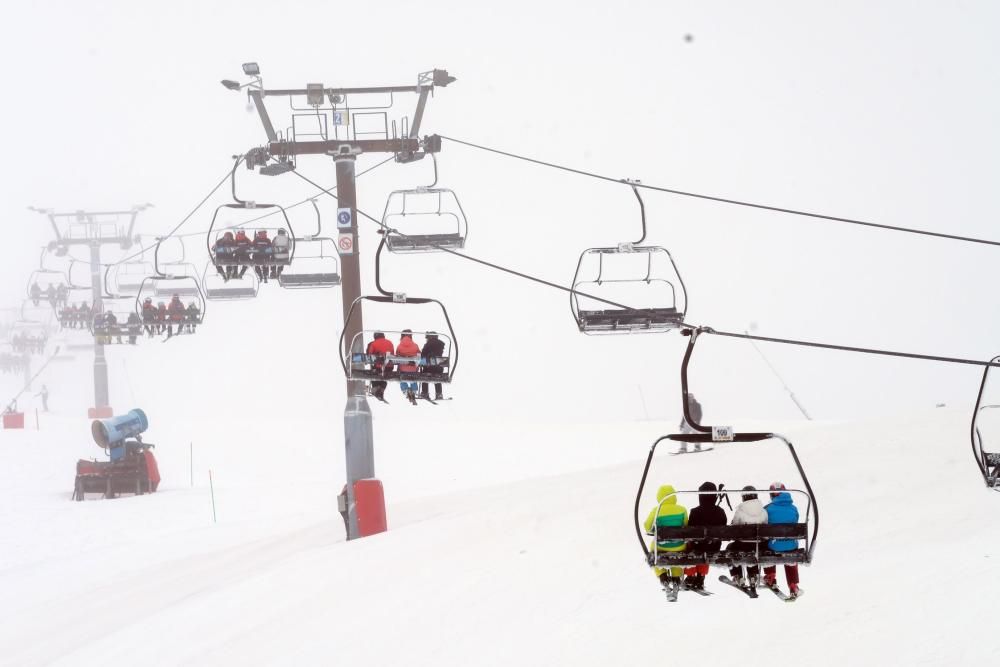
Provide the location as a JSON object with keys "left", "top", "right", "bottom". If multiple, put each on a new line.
{"left": 337, "top": 233, "right": 354, "bottom": 255}
{"left": 337, "top": 207, "right": 353, "bottom": 228}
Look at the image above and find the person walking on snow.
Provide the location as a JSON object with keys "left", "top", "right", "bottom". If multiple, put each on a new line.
{"left": 677, "top": 393, "right": 704, "bottom": 453}
{"left": 35, "top": 385, "right": 49, "bottom": 412}
{"left": 643, "top": 484, "right": 689, "bottom": 597}
{"left": 683, "top": 481, "right": 727, "bottom": 591}
{"left": 763, "top": 482, "right": 803, "bottom": 599}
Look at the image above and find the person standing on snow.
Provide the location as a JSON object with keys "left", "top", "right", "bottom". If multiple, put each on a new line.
{"left": 677, "top": 393, "right": 704, "bottom": 453}
{"left": 35, "top": 385, "right": 49, "bottom": 412}
{"left": 725, "top": 485, "right": 769, "bottom": 590}
{"left": 682, "top": 481, "right": 727, "bottom": 591}
{"left": 396, "top": 329, "right": 421, "bottom": 404}
{"left": 762, "top": 482, "right": 803, "bottom": 599}
{"left": 643, "top": 484, "right": 689, "bottom": 597}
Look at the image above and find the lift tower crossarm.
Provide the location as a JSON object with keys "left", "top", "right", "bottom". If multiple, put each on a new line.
{"left": 267, "top": 137, "right": 429, "bottom": 157}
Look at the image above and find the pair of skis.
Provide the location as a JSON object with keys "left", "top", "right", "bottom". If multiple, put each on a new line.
{"left": 717, "top": 575, "right": 803, "bottom": 602}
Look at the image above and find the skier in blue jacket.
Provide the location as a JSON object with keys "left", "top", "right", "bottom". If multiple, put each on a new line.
{"left": 762, "top": 482, "right": 802, "bottom": 598}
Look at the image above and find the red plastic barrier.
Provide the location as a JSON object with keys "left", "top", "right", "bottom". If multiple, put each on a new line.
{"left": 88, "top": 406, "right": 114, "bottom": 419}
{"left": 354, "top": 478, "right": 387, "bottom": 537}
{"left": 144, "top": 451, "right": 161, "bottom": 491}
{"left": 3, "top": 412, "right": 24, "bottom": 429}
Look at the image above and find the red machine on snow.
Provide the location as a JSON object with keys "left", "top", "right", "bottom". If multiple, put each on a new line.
{"left": 73, "top": 408, "right": 160, "bottom": 501}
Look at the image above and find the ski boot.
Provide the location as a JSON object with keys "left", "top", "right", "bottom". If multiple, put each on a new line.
{"left": 418, "top": 389, "right": 430, "bottom": 401}
{"left": 435, "top": 389, "right": 444, "bottom": 401}
{"left": 406, "top": 390, "right": 417, "bottom": 405}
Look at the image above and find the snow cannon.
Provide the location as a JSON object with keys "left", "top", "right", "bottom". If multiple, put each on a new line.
{"left": 75, "top": 408, "right": 159, "bottom": 501}
{"left": 92, "top": 409, "right": 148, "bottom": 460}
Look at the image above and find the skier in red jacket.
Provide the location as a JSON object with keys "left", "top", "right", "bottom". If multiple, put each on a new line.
{"left": 396, "top": 329, "right": 421, "bottom": 404}
{"left": 366, "top": 332, "right": 395, "bottom": 401}
{"left": 166, "top": 295, "right": 185, "bottom": 337}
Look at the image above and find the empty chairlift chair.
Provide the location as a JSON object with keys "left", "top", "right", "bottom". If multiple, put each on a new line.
{"left": 971, "top": 354, "right": 1000, "bottom": 491}
{"left": 111, "top": 261, "right": 155, "bottom": 296}
{"left": 278, "top": 237, "right": 341, "bottom": 289}
{"left": 570, "top": 182, "right": 687, "bottom": 334}
{"left": 381, "top": 157, "right": 468, "bottom": 253}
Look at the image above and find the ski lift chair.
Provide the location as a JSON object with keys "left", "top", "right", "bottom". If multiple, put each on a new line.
{"left": 571, "top": 244, "right": 686, "bottom": 334}
{"left": 570, "top": 182, "right": 687, "bottom": 334}
{"left": 202, "top": 260, "right": 260, "bottom": 300}
{"left": 206, "top": 203, "right": 296, "bottom": 274}
{"left": 278, "top": 237, "right": 341, "bottom": 288}
{"left": 381, "top": 155, "right": 468, "bottom": 253}
{"left": 635, "top": 432, "right": 818, "bottom": 571}
{"left": 339, "top": 295, "right": 458, "bottom": 385}
{"left": 971, "top": 355, "right": 1000, "bottom": 491}
{"left": 381, "top": 188, "right": 468, "bottom": 253}
{"left": 26, "top": 269, "right": 69, "bottom": 297}
{"left": 90, "top": 299, "right": 141, "bottom": 345}
{"left": 152, "top": 263, "right": 202, "bottom": 297}
{"left": 134, "top": 239, "right": 206, "bottom": 338}
{"left": 112, "top": 261, "right": 155, "bottom": 295}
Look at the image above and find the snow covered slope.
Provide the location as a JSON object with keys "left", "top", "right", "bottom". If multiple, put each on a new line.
{"left": 1, "top": 371, "right": 995, "bottom": 666}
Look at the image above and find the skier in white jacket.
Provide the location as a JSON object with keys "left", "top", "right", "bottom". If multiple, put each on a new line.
{"left": 725, "top": 486, "right": 768, "bottom": 588}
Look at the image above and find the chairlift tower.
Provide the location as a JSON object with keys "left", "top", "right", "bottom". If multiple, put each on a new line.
{"left": 29, "top": 205, "right": 148, "bottom": 417}
{"left": 223, "top": 63, "right": 455, "bottom": 539}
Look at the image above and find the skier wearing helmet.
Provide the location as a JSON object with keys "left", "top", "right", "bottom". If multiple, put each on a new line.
{"left": 252, "top": 230, "right": 272, "bottom": 283}
{"left": 270, "top": 228, "right": 291, "bottom": 279}
{"left": 365, "top": 332, "right": 395, "bottom": 401}
{"left": 213, "top": 231, "right": 236, "bottom": 280}
{"left": 682, "top": 481, "right": 727, "bottom": 592}
{"left": 141, "top": 297, "right": 156, "bottom": 336}
{"left": 763, "top": 482, "right": 803, "bottom": 599}
{"left": 419, "top": 331, "right": 446, "bottom": 401}
{"left": 167, "top": 294, "right": 185, "bottom": 337}
{"left": 724, "top": 485, "right": 769, "bottom": 594}
{"left": 234, "top": 229, "right": 252, "bottom": 278}
{"left": 396, "top": 329, "right": 421, "bottom": 404}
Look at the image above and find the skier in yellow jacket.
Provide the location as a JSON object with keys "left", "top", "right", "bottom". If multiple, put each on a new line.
{"left": 643, "top": 484, "right": 689, "bottom": 592}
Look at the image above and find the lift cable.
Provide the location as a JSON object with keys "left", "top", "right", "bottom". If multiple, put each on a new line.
{"left": 170, "top": 154, "right": 396, "bottom": 238}
{"left": 107, "top": 160, "right": 241, "bottom": 268}
{"left": 291, "top": 165, "right": 1000, "bottom": 371}
{"left": 702, "top": 327, "right": 1000, "bottom": 369}
{"left": 440, "top": 135, "right": 1000, "bottom": 249}
{"left": 286, "top": 168, "right": 641, "bottom": 313}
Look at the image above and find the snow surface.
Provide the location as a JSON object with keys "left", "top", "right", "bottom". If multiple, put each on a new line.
{"left": 0, "top": 298, "right": 996, "bottom": 666}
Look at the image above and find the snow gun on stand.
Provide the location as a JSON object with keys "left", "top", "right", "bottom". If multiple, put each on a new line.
{"left": 73, "top": 409, "right": 161, "bottom": 501}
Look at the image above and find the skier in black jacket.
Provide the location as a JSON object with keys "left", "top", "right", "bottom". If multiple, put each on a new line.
{"left": 418, "top": 332, "right": 447, "bottom": 401}
{"left": 683, "top": 481, "right": 727, "bottom": 591}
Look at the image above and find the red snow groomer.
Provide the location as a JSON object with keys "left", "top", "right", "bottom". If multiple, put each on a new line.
{"left": 73, "top": 408, "right": 160, "bottom": 501}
